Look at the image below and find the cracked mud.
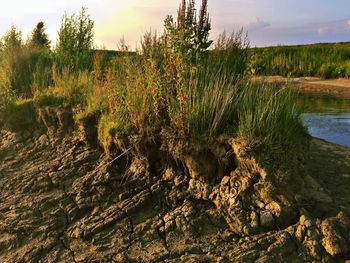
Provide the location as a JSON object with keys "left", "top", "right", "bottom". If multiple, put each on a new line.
{"left": 0, "top": 109, "right": 350, "bottom": 262}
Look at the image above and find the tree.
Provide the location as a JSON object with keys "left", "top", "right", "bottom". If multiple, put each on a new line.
{"left": 1, "top": 26, "right": 22, "bottom": 52}
{"left": 29, "top": 22, "right": 51, "bottom": 49}
{"left": 55, "top": 8, "right": 94, "bottom": 71}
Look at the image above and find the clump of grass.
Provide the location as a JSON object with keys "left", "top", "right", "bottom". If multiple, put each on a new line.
{"left": 48, "top": 68, "right": 93, "bottom": 106}
{"left": 38, "top": 67, "right": 107, "bottom": 116}
{"left": 1, "top": 99, "right": 36, "bottom": 131}
{"left": 34, "top": 94, "right": 67, "bottom": 107}
{"left": 235, "top": 83, "right": 307, "bottom": 158}
{"left": 168, "top": 71, "right": 238, "bottom": 138}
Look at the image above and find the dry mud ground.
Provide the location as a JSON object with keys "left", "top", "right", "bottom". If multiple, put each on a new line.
{"left": 253, "top": 76, "right": 350, "bottom": 99}
{"left": 0, "top": 124, "right": 350, "bottom": 262}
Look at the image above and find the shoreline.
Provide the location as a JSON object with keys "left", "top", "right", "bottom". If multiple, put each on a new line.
{"left": 312, "top": 136, "right": 350, "bottom": 149}
{"left": 253, "top": 76, "right": 350, "bottom": 99}
{"left": 307, "top": 137, "right": 350, "bottom": 216}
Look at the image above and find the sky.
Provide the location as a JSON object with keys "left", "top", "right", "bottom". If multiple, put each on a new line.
{"left": 0, "top": 0, "right": 349, "bottom": 49}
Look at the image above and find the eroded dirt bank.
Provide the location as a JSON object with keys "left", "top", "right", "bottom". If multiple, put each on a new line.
{"left": 0, "top": 109, "right": 350, "bottom": 262}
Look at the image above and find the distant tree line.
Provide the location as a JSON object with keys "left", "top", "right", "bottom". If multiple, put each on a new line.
{"left": 0, "top": 8, "right": 100, "bottom": 99}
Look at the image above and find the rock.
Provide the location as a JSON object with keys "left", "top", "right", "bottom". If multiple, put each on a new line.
{"left": 37, "top": 134, "right": 49, "bottom": 146}
{"left": 321, "top": 212, "right": 349, "bottom": 256}
{"left": 250, "top": 211, "right": 260, "bottom": 230}
{"left": 163, "top": 167, "right": 176, "bottom": 181}
{"left": 260, "top": 211, "right": 275, "bottom": 229}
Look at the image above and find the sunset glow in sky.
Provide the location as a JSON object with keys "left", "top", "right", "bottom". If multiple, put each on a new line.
{"left": 1, "top": 0, "right": 349, "bottom": 49}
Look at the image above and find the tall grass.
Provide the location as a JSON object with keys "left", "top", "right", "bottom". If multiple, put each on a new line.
{"left": 235, "top": 83, "right": 305, "bottom": 145}
{"left": 0, "top": 1, "right": 307, "bottom": 164}
{"left": 251, "top": 42, "right": 350, "bottom": 78}
{"left": 171, "top": 71, "right": 237, "bottom": 137}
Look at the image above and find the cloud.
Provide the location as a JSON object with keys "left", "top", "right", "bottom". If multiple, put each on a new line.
{"left": 347, "top": 20, "right": 350, "bottom": 29}
{"left": 95, "top": 1, "right": 178, "bottom": 49}
{"left": 246, "top": 17, "right": 270, "bottom": 31}
{"left": 318, "top": 26, "right": 330, "bottom": 35}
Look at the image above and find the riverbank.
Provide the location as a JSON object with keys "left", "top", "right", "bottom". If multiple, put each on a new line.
{"left": 253, "top": 76, "right": 350, "bottom": 99}
{"left": 1, "top": 122, "right": 349, "bottom": 261}
{"left": 305, "top": 138, "right": 350, "bottom": 216}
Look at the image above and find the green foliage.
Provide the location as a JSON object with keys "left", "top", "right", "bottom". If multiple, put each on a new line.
{"left": 55, "top": 8, "right": 94, "bottom": 71}
{"left": 28, "top": 22, "right": 51, "bottom": 49}
{"left": 164, "top": 0, "right": 212, "bottom": 66}
{"left": 0, "top": 88, "right": 14, "bottom": 113}
{"left": 1, "top": 99, "right": 36, "bottom": 131}
{"left": 0, "top": 1, "right": 306, "bottom": 168}
{"left": 1, "top": 26, "right": 22, "bottom": 51}
{"left": 0, "top": 25, "right": 52, "bottom": 98}
{"left": 34, "top": 94, "right": 67, "bottom": 107}
{"left": 345, "top": 62, "right": 350, "bottom": 77}
{"left": 46, "top": 69, "right": 94, "bottom": 107}
{"left": 209, "top": 30, "right": 250, "bottom": 76}
{"left": 170, "top": 71, "right": 237, "bottom": 138}
{"left": 252, "top": 42, "right": 350, "bottom": 78}
{"left": 319, "top": 63, "right": 337, "bottom": 79}
{"left": 235, "top": 84, "right": 306, "bottom": 145}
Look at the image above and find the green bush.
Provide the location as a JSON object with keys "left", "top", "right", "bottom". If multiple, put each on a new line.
{"left": 319, "top": 63, "right": 337, "bottom": 79}
{"left": 345, "top": 62, "right": 350, "bottom": 78}
{"left": 0, "top": 26, "right": 52, "bottom": 98}
{"left": 335, "top": 65, "right": 346, "bottom": 78}
{"left": 55, "top": 8, "right": 94, "bottom": 72}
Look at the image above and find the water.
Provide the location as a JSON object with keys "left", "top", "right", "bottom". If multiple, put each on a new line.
{"left": 297, "top": 94, "right": 350, "bottom": 147}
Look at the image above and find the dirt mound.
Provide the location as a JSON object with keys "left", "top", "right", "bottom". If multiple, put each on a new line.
{"left": 0, "top": 107, "right": 350, "bottom": 262}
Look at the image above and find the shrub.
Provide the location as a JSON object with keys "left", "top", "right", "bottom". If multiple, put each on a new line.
{"left": 0, "top": 26, "right": 52, "bottom": 98}
{"left": 55, "top": 8, "right": 94, "bottom": 72}
{"left": 319, "top": 63, "right": 337, "bottom": 79}
{"left": 345, "top": 62, "right": 350, "bottom": 78}
{"left": 164, "top": 0, "right": 212, "bottom": 66}
{"left": 335, "top": 65, "right": 346, "bottom": 78}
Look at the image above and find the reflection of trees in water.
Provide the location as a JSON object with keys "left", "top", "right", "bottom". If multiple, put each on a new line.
{"left": 297, "top": 94, "right": 350, "bottom": 113}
